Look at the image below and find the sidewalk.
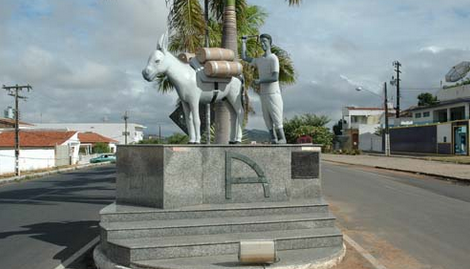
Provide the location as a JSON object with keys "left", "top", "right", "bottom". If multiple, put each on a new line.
{"left": 0, "top": 162, "right": 112, "bottom": 185}
{"left": 322, "top": 153, "right": 470, "bottom": 182}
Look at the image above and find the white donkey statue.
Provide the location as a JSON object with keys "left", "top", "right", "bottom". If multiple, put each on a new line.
{"left": 142, "top": 33, "right": 244, "bottom": 144}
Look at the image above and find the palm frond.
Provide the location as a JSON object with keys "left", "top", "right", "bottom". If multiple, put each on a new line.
{"left": 272, "top": 45, "right": 297, "bottom": 86}
{"left": 156, "top": 73, "right": 175, "bottom": 93}
{"left": 167, "top": 0, "right": 205, "bottom": 53}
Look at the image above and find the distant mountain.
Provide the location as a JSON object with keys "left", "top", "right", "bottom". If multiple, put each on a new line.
{"left": 244, "top": 129, "right": 270, "bottom": 143}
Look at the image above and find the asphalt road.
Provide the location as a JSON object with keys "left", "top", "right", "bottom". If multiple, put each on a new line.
{"left": 322, "top": 162, "right": 470, "bottom": 269}
{"left": 0, "top": 165, "right": 116, "bottom": 269}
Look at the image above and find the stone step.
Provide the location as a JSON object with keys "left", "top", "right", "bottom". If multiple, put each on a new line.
{"left": 100, "top": 200, "right": 330, "bottom": 222}
{"left": 106, "top": 227, "right": 343, "bottom": 266}
{"left": 102, "top": 213, "right": 336, "bottom": 240}
{"left": 131, "top": 245, "right": 345, "bottom": 269}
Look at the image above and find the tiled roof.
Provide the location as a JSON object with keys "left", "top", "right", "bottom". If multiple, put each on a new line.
{"left": 345, "top": 107, "right": 385, "bottom": 111}
{"left": 78, "top": 132, "right": 118, "bottom": 144}
{"left": 0, "top": 130, "right": 77, "bottom": 147}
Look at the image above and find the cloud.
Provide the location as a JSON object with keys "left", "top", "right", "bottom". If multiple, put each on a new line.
{"left": 1, "top": 0, "right": 469, "bottom": 135}
{"left": 0, "top": 0, "right": 177, "bottom": 134}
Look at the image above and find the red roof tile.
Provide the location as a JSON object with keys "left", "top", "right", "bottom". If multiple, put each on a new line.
{"left": 0, "top": 130, "right": 77, "bottom": 147}
{"left": 345, "top": 107, "right": 384, "bottom": 111}
{"left": 78, "top": 132, "right": 118, "bottom": 144}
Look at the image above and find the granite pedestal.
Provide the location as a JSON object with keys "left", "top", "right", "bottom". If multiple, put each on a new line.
{"left": 95, "top": 145, "right": 344, "bottom": 269}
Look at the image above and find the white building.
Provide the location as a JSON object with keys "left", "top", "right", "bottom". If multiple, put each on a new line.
{"left": 341, "top": 106, "right": 396, "bottom": 152}
{"left": 391, "top": 85, "right": 469, "bottom": 156}
{"left": 33, "top": 123, "right": 146, "bottom": 144}
{"left": 0, "top": 130, "right": 80, "bottom": 175}
{"left": 342, "top": 106, "right": 387, "bottom": 134}
{"left": 411, "top": 85, "right": 470, "bottom": 124}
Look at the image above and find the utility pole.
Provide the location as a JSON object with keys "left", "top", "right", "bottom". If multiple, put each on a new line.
{"left": 383, "top": 82, "right": 391, "bottom": 157}
{"left": 3, "top": 84, "right": 33, "bottom": 176}
{"left": 158, "top": 124, "right": 162, "bottom": 141}
{"left": 392, "top": 61, "right": 402, "bottom": 118}
{"left": 122, "top": 111, "right": 129, "bottom": 145}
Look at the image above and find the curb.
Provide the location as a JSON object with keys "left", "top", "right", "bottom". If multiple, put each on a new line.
{"left": 322, "top": 159, "right": 470, "bottom": 184}
{"left": 0, "top": 162, "right": 113, "bottom": 185}
{"left": 361, "top": 152, "right": 470, "bottom": 165}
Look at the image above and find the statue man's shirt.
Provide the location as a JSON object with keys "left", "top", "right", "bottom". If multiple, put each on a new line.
{"left": 251, "top": 53, "right": 280, "bottom": 95}
{"left": 251, "top": 53, "right": 283, "bottom": 129}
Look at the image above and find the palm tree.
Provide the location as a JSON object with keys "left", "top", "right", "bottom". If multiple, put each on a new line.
{"left": 165, "top": 0, "right": 298, "bottom": 143}
{"left": 214, "top": 0, "right": 238, "bottom": 144}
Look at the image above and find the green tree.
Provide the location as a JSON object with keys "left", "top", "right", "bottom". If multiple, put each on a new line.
{"left": 166, "top": 133, "right": 190, "bottom": 144}
{"left": 292, "top": 125, "right": 333, "bottom": 146}
{"left": 283, "top": 114, "right": 331, "bottom": 143}
{"left": 417, "top": 93, "right": 439, "bottom": 106}
{"left": 93, "top": 142, "right": 110, "bottom": 153}
{"left": 138, "top": 138, "right": 164, "bottom": 144}
{"left": 164, "top": 0, "right": 298, "bottom": 143}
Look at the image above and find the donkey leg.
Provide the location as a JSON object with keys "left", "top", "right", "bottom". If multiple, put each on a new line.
{"left": 182, "top": 101, "right": 196, "bottom": 143}
{"left": 227, "top": 89, "right": 244, "bottom": 143}
{"left": 189, "top": 101, "right": 201, "bottom": 143}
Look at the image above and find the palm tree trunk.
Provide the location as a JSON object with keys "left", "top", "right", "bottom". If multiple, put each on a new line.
{"left": 215, "top": 0, "right": 238, "bottom": 144}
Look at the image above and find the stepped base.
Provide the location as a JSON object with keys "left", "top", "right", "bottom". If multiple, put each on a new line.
{"left": 95, "top": 145, "right": 345, "bottom": 269}
{"left": 94, "top": 244, "right": 346, "bottom": 269}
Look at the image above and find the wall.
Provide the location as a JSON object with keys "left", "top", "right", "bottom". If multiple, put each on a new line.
{"left": 359, "top": 133, "right": 382, "bottom": 152}
{"left": 33, "top": 123, "right": 146, "bottom": 145}
{"left": 390, "top": 125, "right": 437, "bottom": 154}
{"left": 0, "top": 148, "right": 55, "bottom": 175}
{"left": 55, "top": 145, "right": 70, "bottom": 167}
{"left": 437, "top": 85, "right": 470, "bottom": 101}
{"left": 436, "top": 123, "right": 452, "bottom": 154}
{"left": 437, "top": 123, "right": 452, "bottom": 143}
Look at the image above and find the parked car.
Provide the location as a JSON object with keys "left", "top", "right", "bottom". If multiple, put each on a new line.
{"left": 90, "top": 154, "right": 116, "bottom": 163}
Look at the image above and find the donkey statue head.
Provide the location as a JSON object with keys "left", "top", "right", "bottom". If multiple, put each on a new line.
{"left": 142, "top": 32, "right": 171, "bottom": 82}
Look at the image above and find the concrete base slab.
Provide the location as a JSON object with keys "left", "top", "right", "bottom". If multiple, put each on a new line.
{"left": 131, "top": 244, "right": 346, "bottom": 269}
{"left": 94, "top": 245, "right": 130, "bottom": 269}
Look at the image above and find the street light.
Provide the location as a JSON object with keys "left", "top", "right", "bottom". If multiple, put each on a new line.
{"left": 355, "top": 83, "right": 391, "bottom": 156}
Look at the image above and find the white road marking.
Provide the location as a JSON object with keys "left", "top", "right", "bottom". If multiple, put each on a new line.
{"left": 343, "top": 233, "right": 389, "bottom": 269}
{"left": 53, "top": 236, "right": 99, "bottom": 269}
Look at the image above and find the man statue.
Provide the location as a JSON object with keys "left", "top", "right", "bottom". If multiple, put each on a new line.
{"left": 241, "top": 34, "right": 287, "bottom": 144}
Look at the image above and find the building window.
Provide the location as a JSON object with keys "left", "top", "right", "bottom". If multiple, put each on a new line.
{"left": 351, "top": 116, "right": 367, "bottom": 124}
{"left": 423, "top": 112, "right": 430, "bottom": 117}
{"left": 415, "top": 112, "right": 422, "bottom": 118}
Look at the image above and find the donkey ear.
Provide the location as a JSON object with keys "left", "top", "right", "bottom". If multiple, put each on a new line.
{"left": 162, "top": 30, "right": 169, "bottom": 51}
{"left": 157, "top": 34, "right": 165, "bottom": 50}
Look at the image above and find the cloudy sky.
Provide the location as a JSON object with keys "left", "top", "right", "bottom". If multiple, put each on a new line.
{"left": 1, "top": 0, "right": 469, "bottom": 135}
